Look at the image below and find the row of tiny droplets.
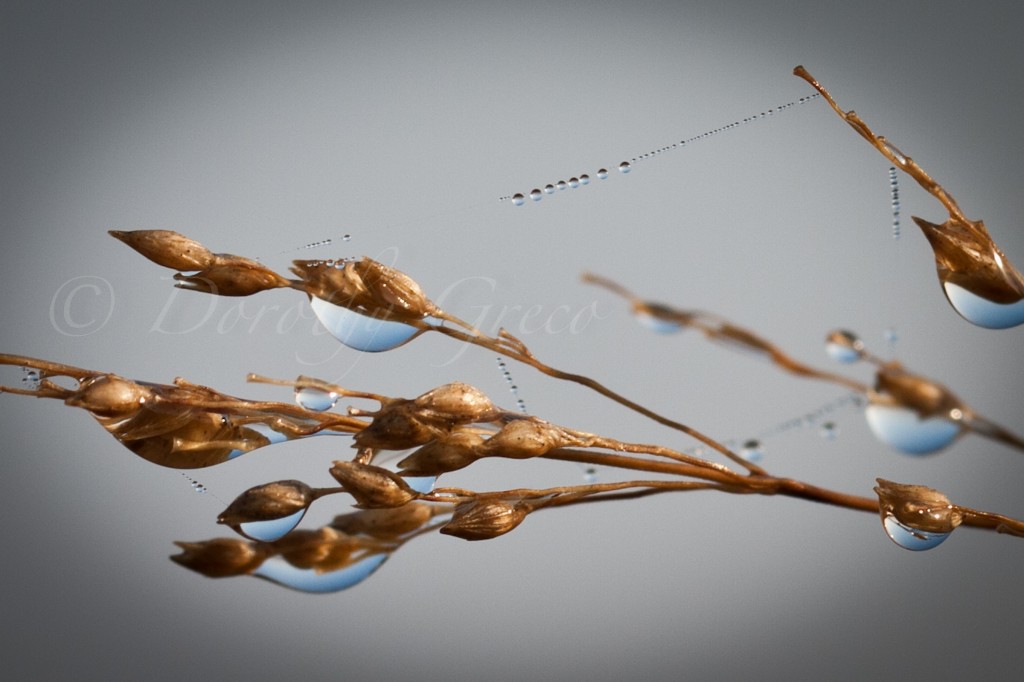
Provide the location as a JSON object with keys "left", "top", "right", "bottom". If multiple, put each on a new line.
{"left": 715, "top": 393, "right": 861, "bottom": 463}
{"left": 889, "top": 167, "right": 900, "bottom": 239}
{"left": 499, "top": 93, "right": 821, "bottom": 206}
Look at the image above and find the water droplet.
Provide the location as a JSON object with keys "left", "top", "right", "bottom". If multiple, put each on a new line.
{"left": 583, "top": 467, "right": 598, "bottom": 484}
{"left": 342, "top": 234, "right": 351, "bottom": 242}
{"left": 553, "top": 180, "right": 565, "bottom": 191}
{"left": 634, "top": 311, "right": 683, "bottom": 334}
{"left": 819, "top": 421, "right": 838, "bottom": 440}
{"left": 544, "top": 184, "right": 556, "bottom": 194}
{"left": 511, "top": 193, "right": 525, "bottom": 206}
{"left": 20, "top": 367, "right": 41, "bottom": 390}
{"left": 824, "top": 329, "right": 864, "bottom": 364}
{"left": 618, "top": 161, "right": 631, "bottom": 174}
{"left": 597, "top": 168, "right": 609, "bottom": 179}
{"left": 740, "top": 439, "right": 764, "bottom": 462}
{"left": 883, "top": 327, "right": 899, "bottom": 345}
{"left": 941, "top": 282, "right": 1024, "bottom": 329}
{"left": 295, "top": 386, "right": 338, "bottom": 412}
{"left": 254, "top": 553, "right": 388, "bottom": 593}
{"left": 888, "top": 167, "right": 901, "bottom": 240}
{"left": 880, "top": 514, "right": 951, "bottom": 551}
{"left": 180, "top": 473, "right": 208, "bottom": 493}
{"left": 579, "top": 174, "right": 590, "bottom": 185}
{"left": 309, "top": 297, "right": 429, "bottom": 352}
{"left": 568, "top": 177, "right": 580, "bottom": 188}
{"left": 529, "top": 189, "right": 543, "bottom": 202}
{"left": 403, "top": 476, "right": 436, "bottom": 494}
{"left": 864, "top": 403, "right": 961, "bottom": 455}
{"left": 238, "top": 508, "right": 308, "bottom": 542}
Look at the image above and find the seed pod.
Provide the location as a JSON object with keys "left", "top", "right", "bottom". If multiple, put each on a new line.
{"left": 173, "top": 257, "right": 292, "bottom": 297}
{"left": 874, "top": 478, "right": 963, "bottom": 534}
{"left": 479, "top": 418, "right": 578, "bottom": 459}
{"left": 353, "top": 403, "right": 438, "bottom": 450}
{"left": 64, "top": 375, "right": 153, "bottom": 417}
{"left": 331, "top": 502, "right": 435, "bottom": 540}
{"left": 109, "top": 229, "right": 217, "bottom": 271}
{"left": 397, "top": 432, "right": 486, "bottom": 476}
{"left": 439, "top": 498, "right": 532, "bottom": 541}
{"left": 170, "top": 538, "right": 270, "bottom": 578}
{"left": 329, "top": 460, "right": 418, "bottom": 509}
{"left": 271, "top": 527, "right": 363, "bottom": 572}
{"left": 412, "top": 383, "right": 500, "bottom": 425}
{"left": 292, "top": 257, "right": 440, "bottom": 322}
{"left": 874, "top": 361, "right": 965, "bottom": 419}
{"left": 217, "top": 480, "right": 316, "bottom": 526}
{"left": 913, "top": 216, "right": 1024, "bottom": 305}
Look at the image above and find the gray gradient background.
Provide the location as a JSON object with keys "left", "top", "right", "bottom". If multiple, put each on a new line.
{"left": 2, "top": 1, "right": 1022, "bottom": 680}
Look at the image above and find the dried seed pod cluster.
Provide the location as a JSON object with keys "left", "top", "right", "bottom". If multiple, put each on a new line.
{"left": 110, "top": 229, "right": 292, "bottom": 296}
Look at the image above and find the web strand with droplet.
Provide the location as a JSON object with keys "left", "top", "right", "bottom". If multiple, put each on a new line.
{"left": 500, "top": 93, "right": 821, "bottom": 205}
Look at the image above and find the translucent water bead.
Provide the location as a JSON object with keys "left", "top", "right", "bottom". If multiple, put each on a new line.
{"left": 237, "top": 508, "right": 308, "bottom": 543}
{"left": 864, "top": 402, "right": 961, "bottom": 455}
{"left": 942, "top": 282, "right": 1024, "bottom": 330}
{"left": 254, "top": 553, "right": 388, "bottom": 593}
{"left": 824, "top": 329, "right": 864, "bottom": 364}
{"left": 309, "top": 296, "right": 435, "bottom": 352}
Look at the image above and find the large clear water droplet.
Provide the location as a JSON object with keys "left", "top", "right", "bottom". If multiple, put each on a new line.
{"left": 942, "top": 282, "right": 1024, "bottom": 329}
{"left": 825, "top": 329, "right": 863, "bottom": 364}
{"left": 618, "top": 161, "right": 631, "bottom": 173}
{"left": 544, "top": 184, "right": 556, "bottom": 194}
{"left": 237, "top": 508, "right": 308, "bottom": 542}
{"left": 881, "top": 513, "right": 951, "bottom": 551}
{"left": 568, "top": 177, "right": 580, "bottom": 188}
{"left": 597, "top": 168, "right": 609, "bottom": 179}
{"left": 864, "top": 403, "right": 961, "bottom": 455}
{"left": 529, "top": 189, "right": 543, "bottom": 202}
{"left": 295, "top": 386, "right": 338, "bottom": 412}
{"left": 253, "top": 553, "right": 388, "bottom": 593}
{"left": 511, "top": 193, "right": 525, "bottom": 206}
{"left": 310, "top": 297, "right": 426, "bottom": 352}
{"left": 579, "top": 174, "right": 591, "bottom": 185}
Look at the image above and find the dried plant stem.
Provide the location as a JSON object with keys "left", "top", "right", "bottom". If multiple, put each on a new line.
{"left": 583, "top": 274, "right": 1024, "bottom": 454}
{"left": 793, "top": 65, "right": 967, "bottom": 223}
{"left": 581, "top": 272, "right": 868, "bottom": 394}
{"left": 430, "top": 325, "right": 765, "bottom": 475}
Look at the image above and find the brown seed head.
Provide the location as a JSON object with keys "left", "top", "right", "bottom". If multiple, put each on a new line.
{"left": 170, "top": 538, "right": 270, "bottom": 578}
{"left": 173, "top": 257, "right": 292, "bottom": 297}
{"left": 352, "top": 402, "right": 438, "bottom": 450}
{"left": 64, "top": 375, "right": 153, "bottom": 417}
{"left": 874, "top": 362, "right": 965, "bottom": 419}
{"left": 217, "top": 479, "right": 316, "bottom": 526}
{"left": 291, "top": 257, "right": 439, "bottom": 322}
{"left": 412, "top": 382, "right": 500, "bottom": 425}
{"left": 397, "top": 431, "right": 486, "bottom": 476}
{"left": 478, "top": 418, "right": 577, "bottom": 459}
{"left": 874, "top": 478, "right": 963, "bottom": 534}
{"left": 331, "top": 502, "right": 436, "bottom": 540}
{"left": 913, "top": 216, "right": 1024, "bottom": 304}
{"left": 271, "top": 527, "right": 363, "bottom": 572}
{"left": 329, "top": 460, "right": 418, "bottom": 509}
{"left": 109, "top": 229, "right": 217, "bottom": 271}
{"left": 439, "top": 498, "right": 532, "bottom": 541}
